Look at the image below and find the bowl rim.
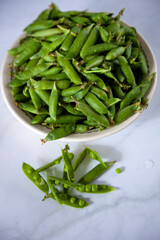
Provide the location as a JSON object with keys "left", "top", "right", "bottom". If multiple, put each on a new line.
{"left": 0, "top": 20, "right": 157, "bottom": 142}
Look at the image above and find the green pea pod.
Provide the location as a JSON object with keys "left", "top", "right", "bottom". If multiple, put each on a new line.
{"left": 110, "top": 82, "right": 125, "bottom": 99}
{"left": 56, "top": 80, "right": 71, "bottom": 90}
{"left": 100, "top": 26, "right": 109, "bottom": 43}
{"left": 105, "top": 21, "right": 121, "bottom": 36}
{"left": 85, "top": 55, "right": 104, "bottom": 70}
{"left": 35, "top": 8, "right": 51, "bottom": 21}
{"left": 45, "top": 72, "right": 69, "bottom": 80}
{"left": 25, "top": 59, "right": 39, "bottom": 71}
{"left": 8, "top": 38, "right": 36, "bottom": 57}
{"left": 66, "top": 24, "right": 94, "bottom": 59}
{"left": 78, "top": 161, "right": 116, "bottom": 184}
{"left": 129, "top": 47, "right": 139, "bottom": 64}
{"left": 39, "top": 67, "right": 62, "bottom": 77}
{"left": 82, "top": 72, "right": 107, "bottom": 91}
{"left": 36, "top": 156, "right": 62, "bottom": 172}
{"left": 85, "top": 92, "right": 109, "bottom": 115}
{"left": 137, "top": 50, "right": 149, "bottom": 77}
{"left": 61, "top": 147, "right": 74, "bottom": 182}
{"left": 71, "top": 16, "right": 91, "bottom": 25}
{"left": 85, "top": 147, "right": 106, "bottom": 168}
{"left": 115, "top": 66, "right": 125, "bottom": 83}
{"left": 47, "top": 175, "right": 63, "bottom": 205}
{"left": 30, "top": 114, "right": 48, "bottom": 125}
{"left": 16, "top": 63, "right": 51, "bottom": 80}
{"left": 80, "top": 24, "right": 100, "bottom": 59}
{"left": 46, "top": 34, "right": 62, "bottom": 42}
{"left": 49, "top": 82, "right": 58, "bottom": 120}
{"left": 13, "top": 39, "right": 41, "bottom": 67}
{"left": 22, "top": 162, "right": 49, "bottom": 194}
{"left": 61, "top": 103, "right": 84, "bottom": 116}
{"left": 30, "top": 28, "right": 63, "bottom": 37}
{"left": 18, "top": 102, "right": 48, "bottom": 114}
{"left": 120, "top": 86, "right": 141, "bottom": 109}
{"left": 126, "top": 36, "right": 140, "bottom": 48}
{"left": 118, "top": 56, "right": 136, "bottom": 88}
{"left": 134, "top": 73, "right": 155, "bottom": 102}
{"left": 43, "top": 124, "right": 76, "bottom": 142}
{"left": 34, "top": 89, "right": 50, "bottom": 105}
{"left": 29, "top": 89, "right": 42, "bottom": 110}
{"left": 90, "top": 86, "right": 108, "bottom": 101}
{"left": 85, "top": 42, "right": 118, "bottom": 56}
{"left": 114, "top": 102, "right": 141, "bottom": 124}
{"left": 105, "top": 97, "right": 121, "bottom": 107}
{"left": 74, "top": 147, "right": 88, "bottom": 171}
{"left": 61, "top": 83, "right": 87, "bottom": 97}
{"left": 44, "top": 115, "right": 85, "bottom": 124}
{"left": 24, "top": 20, "right": 55, "bottom": 33}
{"left": 125, "top": 41, "right": 132, "bottom": 59}
{"left": 48, "top": 176, "right": 116, "bottom": 194}
{"left": 8, "top": 79, "right": 27, "bottom": 88}
{"left": 56, "top": 51, "right": 82, "bottom": 85}
{"left": 44, "top": 192, "right": 89, "bottom": 208}
{"left": 74, "top": 99, "right": 110, "bottom": 128}
{"left": 14, "top": 93, "right": 29, "bottom": 102}
{"left": 105, "top": 46, "right": 126, "bottom": 61}
{"left": 61, "top": 24, "right": 82, "bottom": 51}
{"left": 75, "top": 124, "right": 89, "bottom": 133}
{"left": 10, "top": 86, "right": 23, "bottom": 96}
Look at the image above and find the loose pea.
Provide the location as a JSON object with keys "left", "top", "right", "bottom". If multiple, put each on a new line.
{"left": 115, "top": 168, "right": 121, "bottom": 174}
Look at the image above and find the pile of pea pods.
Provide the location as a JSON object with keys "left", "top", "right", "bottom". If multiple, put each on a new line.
{"left": 8, "top": 3, "right": 155, "bottom": 141}
{"left": 22, "top": 145, "right": 117, "bottom": 208}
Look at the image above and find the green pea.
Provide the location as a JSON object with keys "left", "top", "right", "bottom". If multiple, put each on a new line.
{"left": 55, "top": 180, "right": 60, "bottom": 185}
{"left": 85, "top": 184, "right": 91, "bottom": 192}
{"left": 115, "top": 168, "right": 121, "bottom": 174}
{"left": 70, "top": 197, "right": 76, "bottom": 204}
{"left": 78, "top": 199, "right": 85, "bottom": 207}
{"left": 92, "top": 184, "right": 98, "bottom": 192}
{"left": 78, "top": 184, "right": 85, "bottom": 192}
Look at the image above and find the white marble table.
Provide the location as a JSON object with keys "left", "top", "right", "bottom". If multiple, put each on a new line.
{"left": 0, "top": 0, "right": 160, "bottom": 239}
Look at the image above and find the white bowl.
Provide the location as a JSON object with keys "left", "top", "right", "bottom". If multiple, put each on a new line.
{"left": 0, "top": 24, "right": 157, "bottom": 142}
